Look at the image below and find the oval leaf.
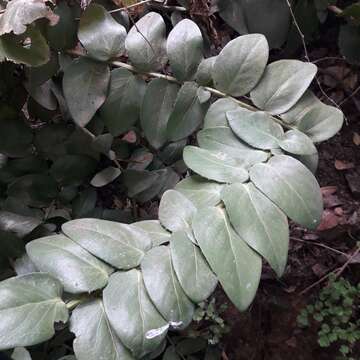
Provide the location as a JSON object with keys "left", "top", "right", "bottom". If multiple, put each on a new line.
{"left": 203, "top": 98, "right": 239, "bottom": 129}
{"left": 62, "top": 219, "right": 152, "bottom": 269}
{"left": 90, "top": 166, "right": 121, "bottom": 187}
{"left": 131, "top": 220, "right": 171, "bottom": 247}
{"left": 192, "top": 207, "right": 262, "bottom": 311}
{"left": 278, "top": 129, "right": 317, "bottom": 155}
{"left": 250, "top": 155, "right": 323, "bottom": 229}
{"left": 212, "top": 34, "right": 269, "bottom": 96}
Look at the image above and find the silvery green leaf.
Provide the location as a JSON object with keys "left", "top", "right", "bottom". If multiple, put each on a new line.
{"left": 62, "top": 219, "right": 152, "bottom": 269}
{"left": 170, "top": 231, "right": 218, "bottom": 303}
{"left": 197, "top": 87, "right": 211, "bottom": 104}
{"left": 101, "top": 68, "right": 146, "bottom": 136}
{"left": 175, "top": 175, "right": 223, "bottom": 208}
{"left": 131, "top": 220, "right": 171, "bottom": 247}
{"left": 78, "top": 4, "right": 126, "bottom": 61}
{"left": 103, "top": 270, "right": 168, "bottom": 357}
{"left": 0, "top": 211, "right": 41, "bottom": 238}
{"left": 167, "top": 19, "right": 203, "bottom": 81}
{"left": 193, "top": 207, "right": 262, "bottom": 311}
{"left": 293, "top": 150, "right": 319, "bottom": 174}
{"left": 63, "top": 58, "right": 110, "bottom": 127}
{"left": 167, "top": 82, "right": 208, "bottom": 141}
{"left": 250, "top": 60, "right": 317, "bottom": 115}
{"left": 70, "top": 299, "right": 134, "bottom": 360}
{"left": 0, "top": 273, "right": 68, "bottom": 350}
{"left": 11, "top": 347, "right": 31, "bottom": 360}
{"left": 125, "top": 12, "right": 166, "bottom": 72}
{"left": 196, "top": 56, "right": 216, "bottom": 86}
{"left": 14, "top": 254, "right": 38, "bottom": 276}
{"left": 141, "top": 79, "right": 179, "bottom": 149}
{"left": 212, "top": 34, "right": 269, "bottom": 96}
{"left": 296, "top": 103, "right": 344, "bottom": 143}
{"left": 159, "top": 190, "right": 197, "bottom": 239}
{"left": 90, "top": 166, "right": 121, "bottom": 187}
{"left": 26, "top": 235, "right": 112, "bottom": 293}
{"left": 250, "top": 155, "right": 323, "bottom": 229}
{"left": 222, "top": 183, "right": 289, "bottom": 276}
{"left": 278, "top": 129, "right": 317, "bottom": 155}
{"left": 203, "top": 98, "right": 239, "bottom": 129}
{"left": 183, "top": 146, "right": 249, "bottom": 184}
{"left": 227, "top": 108, "right": 284, "bottom": 149}
{"left": 141, "top": 246, "right": 195, "bottom": 328}
{"left": 197, "top": 126, "right": 269, "bottom": 165}
{"left": 0, "top": 0, "right": 55, "bottom": 35}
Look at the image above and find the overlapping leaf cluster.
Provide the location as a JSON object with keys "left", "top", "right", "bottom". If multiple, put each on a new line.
{"left": 0, "top": 1, "right": 345, "bottom": 359}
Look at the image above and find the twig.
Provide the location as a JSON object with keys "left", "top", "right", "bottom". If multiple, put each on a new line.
{"left": 334, "top": 246, "right": 360, "bottom": 280}
{"left": 108, "top": 0, "right": 153, "bottom": 13}
{"left": 328, "top": 5, "right": 343, "bottom": 16}
{"left": 339, "top": 85, "right": 360, "bottom": 106}
{"left": 312, "top": 56, "right": 346, "bottom": 64}
{"left": 108, "top": 0, "right": 186, "bottom": 14}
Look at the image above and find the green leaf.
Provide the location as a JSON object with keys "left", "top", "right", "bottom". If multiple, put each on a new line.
{"left": 197, "top": 126, "right": 269, "bottom": 165}
{"left": 203, "top": 98, "right": 240, "bottom": 129}
{"left": 278, "top": 129, "right": 317, "bottom": 155}
{"left": 218, "top": 0, "right": 247, "bottom": 35}
{"left": 141, "top": 246, "right": 195, "bottom": 328}
{"left": 0, "top": 273, "right": 68, "bottom": 350}
{"left": 25, "top": 79, "right": 57, "bottom": 111}
{"left": 175, "top": 175, "right": 223, "bottom": 208}
{"left": 196, "top": 56, "right": 216, "bottom": 86}
{"left": 62, "top": 219, "right": 152, "bottom": 269}
{"left": 125, "top": 12, "right": 166, "bottom": 72}
{"left": 183, "top": 146, "right": 249, "bottom": 184}
{"left": 250, "top": 60, "right": 317, "bottom": 115}
{"left": 167, "top": 82, "right": 208, "bottom": 141}
{"left": 0, "top": 0, "right": 56, "bottom": 35}
{"left": 0, "top": 27, "right": 50, "bottom": 66}
{"left": 90, "top": 166, "right": 121, "bottom": 187}
{"left": 11, "top": 347, "right": 32, "bottom": 360}
{"left": 159, "top": 190, "right": 197, "bottom": 240}
{"left": 294, "top": 151, "right": 319, "bottom": 174}
{"left": 141, "top": 78, "right": 179, "bottom": 149}
{"left": 70, "top": 299, "right": 134, "bottom": 360}
{"left": 63, "top": 58, "right": 110, "bottom": 127}
{"left": 222, "top": 183, "right": 289, "bottom": 276}
{"left": 101, "top": 68, "right": 146, "bottom": 136}
{"left": 50, "top": 155, "right": 97, "bottom": 186}
{"left": 170, "top": 231, "right": 218, "bottom": 303}
{"left": 192, "top": 207, "right": 262, "bottom": 311}
{"left": 26, "top": 235, "right": 112, "bottom": 293}
{"left": 131, "top": 220, "right": 171, "bottom": 247}
{"left": 27, "top": 54, "right": 59, "bottom": 87}
{"left": 167, "top": 19, "right": 203, "bottom": 81}
{"left": 72, "top": 188, "right": 97, "bottom": 218}
{"left": 103, "top": 270, "right": 168, "bottom": 357}
{"left": 338, "top": 24, "right": 360, "bottom": 65}
{"left": 212, "top": 34, "right": 268, "bottom": 96}
{"left": 0, "top": 211, "right": 41, "bottom": 238}
{"left": 46, "top": 2, "right": 77, "bottom": 51}
{"left": 250, "top": 155, "right": 323, "bottom": 229}
{"left": 79, "top": 4, "right": 126, "bottom": 61}
{"left": 163, "top": 346, "right": 181, "bottom": 360}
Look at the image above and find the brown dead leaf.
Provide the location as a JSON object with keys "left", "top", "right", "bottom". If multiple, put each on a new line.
{"left": 122, "top": 130, "right": 137, "bottom": 143}
{"left": 335, "top": 159, "right": 355, "bottom": 170}
{"left": 317, "top": 209, "right": 340, "bottom": 231}
{"left": 353, "top": 132, "right": 360, "bottom": 146}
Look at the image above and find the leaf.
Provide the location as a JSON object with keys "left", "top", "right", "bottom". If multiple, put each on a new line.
{"left": 192, "top": 207, "right": 262, "bottom": 311}
{"left": 0, "top": 28, "right": 50, "bottom": 66}
{"left": 250, "top": 155, "right": 323, "bottom": 229}
{"left": 294, "top": 151, "right": 319, "bottom": 174}
{"left": 46, "top": 2, "right": 77, "bottom": 51}
{"left": 175, "top": 175, "right": 223, "bottom": 208}
{"left": 0, "top": 0, "right": 56, "bottom": 35}
{"left": 79, "top": 4, "right": 126, "bottom": 61}
{"left": 72, "top": 188, "right": 97, "bottom": 218}
{"left": 25, "top": 80, "right": 57, "bottom": 111}
{"left": 166, "top": 82, "right": 208, "bottom": 141}
{"left": 50, "top": 155, "right": 97, "bottom": 186}
{"left": 218, "top": 0, "right": 247, "bottom": 35}
{"left": 250, "top": 60, "right": 317, "bottom": 115}
{"left": 125, "top": 12, "right": 166, "bottom": 72}
{"left": 63, "top": 58, "right": 110, "bottom": 127}
{"left": 338, "top": 24, "right": 360, "bottom": 65}
{"left": 131, "top": 220, "right": 171, "bottom": 247}
{"left": 141, "top": 78, "right": 179, "bottom": 149}
{"left": 0, "top": 211, "right": 41, "bottom": 238}
{"left": 197, "top": 126, "right": 269, "bottom": 165}
{"left": 62, "top": 218, "right": 152, "bottom": 269}
{"left": 222, "top": 183, "right": 289, "bottom": 276}
{"left": 103, "top": 270, "right": 168, "bottom": 357}
{"left": 196, "top": 56, "right": 216, "bottom": 86}
{"left": 295, "top": 103, "right": 344, "bottom": 143}
{"left": 159, "top": 190, "right": 197, "bottom": 240}
{"left": 183, "top": 146, "right": 249, "bottom": 184}
{"left": 70, "top": 299, "right": 134, "bottom": 360}
{"left": 101, "top": 68, "right": 146, "bottom": 136}
{"left": 0, "top": 273, "right": 68, "bottom": 350}
{"left": 212, "top": 34, "right": 268, "bottom": 96}
{"left": 141, "top": 246, "right": 195, "bottom": 328}
{"left": 167, "top": 19, "right": 203, "bottom": 81}
{"left": 203, "top": 98, "right": 240, "bottom": 129}
{"left": 90, "top": 166, "right": 121, "bottom": 187}
{"left": 170, "top": 231, "right": 218, "bottom": 303}
{"left": 11, "top": 347, "right": 32, "bottom": 360}
{"left": 26, "top": 234, "right": 112, "bottom": 293}
{"left": 278, "top": 129, "right": 317, "bottom": 155}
